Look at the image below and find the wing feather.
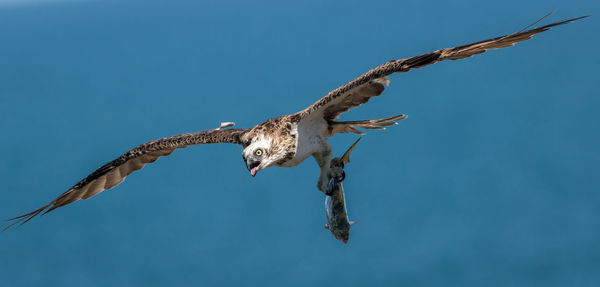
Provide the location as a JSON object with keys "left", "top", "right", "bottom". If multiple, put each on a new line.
{"left": 4, "top": 128, "right": 247, "bottom": 230}
{"left": 296, "top": 15, "right": 589, "bottom": 122}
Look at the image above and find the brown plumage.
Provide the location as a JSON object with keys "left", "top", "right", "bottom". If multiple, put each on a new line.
{"left": 296, "top": 15, "right": 589, "bottom": 123}
{"left": 4, "top": 127, "right": 247, "bottom": 230}
{"left": 4, "top": 14, "right": 588, "bottom": 230}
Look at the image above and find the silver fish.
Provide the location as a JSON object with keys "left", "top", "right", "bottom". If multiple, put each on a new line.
{"left": 324, "top": 138, "right": 360, "bottom": 243}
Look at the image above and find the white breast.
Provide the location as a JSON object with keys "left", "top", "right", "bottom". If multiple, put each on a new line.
{"left": 279, "top": 118, "right": 330, "bottom": 167}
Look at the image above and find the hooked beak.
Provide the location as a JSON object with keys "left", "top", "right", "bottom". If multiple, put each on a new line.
{"left": 246, "top": 159, "right": 261, "bottom": 177}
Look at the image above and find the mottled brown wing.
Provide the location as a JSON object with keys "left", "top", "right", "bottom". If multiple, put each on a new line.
{"left": 296, "top": 15, "right": 589, "bottom": 122}
{"left": 4, "top": 128, "right": 248, "bottom": 230}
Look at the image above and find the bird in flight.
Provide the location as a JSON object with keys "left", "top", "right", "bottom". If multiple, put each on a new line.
{"left": 4, "top": 14, "right": 589, "bottom": 230}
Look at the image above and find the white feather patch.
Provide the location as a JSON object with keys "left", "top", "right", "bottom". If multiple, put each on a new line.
{"left": 374, "top": 76, "right": 390, "bottom": 86}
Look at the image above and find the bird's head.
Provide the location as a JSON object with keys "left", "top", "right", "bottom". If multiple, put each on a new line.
{"left": 241, "top": 135, "right": 277, "bottom": 177}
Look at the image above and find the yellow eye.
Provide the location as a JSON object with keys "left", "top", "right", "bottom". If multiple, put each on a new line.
{"left": 255, "top": 149, "right": 263, "bottom": 156}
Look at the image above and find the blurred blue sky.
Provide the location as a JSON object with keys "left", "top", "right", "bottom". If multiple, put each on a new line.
{"left": 0, "top": 0, "right": 598, "bottom": 286}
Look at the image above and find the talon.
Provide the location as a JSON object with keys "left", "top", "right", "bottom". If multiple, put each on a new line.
{"left": 335, "top": 171, "right": 345, "bottom": 183}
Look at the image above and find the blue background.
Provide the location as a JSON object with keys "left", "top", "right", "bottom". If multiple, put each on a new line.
{"left": 1, "top": 0, "right": 598, "bottom": 286}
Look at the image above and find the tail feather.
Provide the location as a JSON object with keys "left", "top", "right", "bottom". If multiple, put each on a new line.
{"left": 328, "top": 114, "right": 407, "bottom": 135}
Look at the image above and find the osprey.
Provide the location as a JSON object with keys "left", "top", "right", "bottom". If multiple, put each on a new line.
{"left": 4, "top": 14, "right": 588, "bottom": 230}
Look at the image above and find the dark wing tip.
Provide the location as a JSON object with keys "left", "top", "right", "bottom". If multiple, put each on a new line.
{"left": 3, "top": 203, "right": 53, "bottom": 232}
{"left": 539, "top": 15, "right": 591, "bottom": 30}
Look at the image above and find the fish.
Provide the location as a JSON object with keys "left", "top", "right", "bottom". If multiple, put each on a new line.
{"left": 324, "top": 138, "right": 360, "bottom": 243}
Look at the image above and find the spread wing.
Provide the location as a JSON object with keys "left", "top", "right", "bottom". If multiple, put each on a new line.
{"left": 4, "top": 127, "right": 248, "bottom": 230}
{"left": 295, "top": 15, "right": 589, "bottom": 122}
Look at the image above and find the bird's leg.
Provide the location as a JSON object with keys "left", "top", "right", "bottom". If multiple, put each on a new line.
{"left": 313, "top": 150, "right": 333, "bottom": 195}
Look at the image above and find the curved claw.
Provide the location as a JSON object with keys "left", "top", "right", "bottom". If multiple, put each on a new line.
{"left": 334, "top": 171, "right": 346, "bottom": 183}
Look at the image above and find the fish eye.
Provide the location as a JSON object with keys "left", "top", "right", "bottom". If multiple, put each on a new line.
{"left": 255, "top": 149, "right": 263, "bottom": 156}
